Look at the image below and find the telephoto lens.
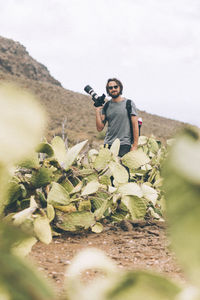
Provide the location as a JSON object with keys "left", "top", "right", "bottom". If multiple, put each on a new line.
{"left": 84, "top": 85, "right": 98, "bottom": 100}
{"left": 84, "top": 85, "right": 106, "bottom": 107}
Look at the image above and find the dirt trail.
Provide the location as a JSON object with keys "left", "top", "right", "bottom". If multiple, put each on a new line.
{"left": 29, "top": 221, "right": 185, "bottom": 297}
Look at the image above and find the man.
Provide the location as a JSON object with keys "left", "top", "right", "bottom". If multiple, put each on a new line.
{"left": 95, "top": 78, "right": 139, "bottom": 157}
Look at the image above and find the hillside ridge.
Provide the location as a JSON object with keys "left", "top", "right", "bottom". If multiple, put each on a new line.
{"left": 0, "top": 35, "right": 188, "bottom": 146}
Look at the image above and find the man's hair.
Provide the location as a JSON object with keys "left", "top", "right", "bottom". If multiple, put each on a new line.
{"left": 106, "top": 78, "right": 123, "bottom": 95}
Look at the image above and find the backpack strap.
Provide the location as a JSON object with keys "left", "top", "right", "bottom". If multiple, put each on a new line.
{"left": 102, "top": 101, "right": 110, "bottom": 122}
{"left": 103, "top": 101, "right": 110, "bottom": 114}
{"left": 126, "top": 99, "right": 134, "bottom": 144}
{"left": 126, "top": 99, "right": 132, "bottom": 114}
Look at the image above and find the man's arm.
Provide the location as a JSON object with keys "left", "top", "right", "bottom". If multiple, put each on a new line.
{"left": 95, "top": 106, "right": 105, "bottom": 132}
{"left": 131, "top": 115, "right": 139, "bottom": 151}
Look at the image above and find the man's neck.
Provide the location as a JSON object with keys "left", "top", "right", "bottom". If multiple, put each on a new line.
{"left": 111, "top": 95, "right": 124, "bottom": 103}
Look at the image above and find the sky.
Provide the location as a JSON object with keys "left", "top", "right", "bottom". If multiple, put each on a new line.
{"left": 0, "top": 0, "right": 200, "bottom": 127}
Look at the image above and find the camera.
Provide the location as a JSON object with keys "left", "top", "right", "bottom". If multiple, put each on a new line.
{"left": 84, "top": 85, "right": 106, "bottom": 107}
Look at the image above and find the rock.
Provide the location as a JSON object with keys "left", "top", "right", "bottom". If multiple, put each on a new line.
{"left": 120, "top": 220, "right": 133, "bottom": 231}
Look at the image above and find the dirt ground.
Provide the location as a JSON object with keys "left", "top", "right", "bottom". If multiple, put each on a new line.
{"left": 29, "top": 220, "right": 185, "bottom": 298}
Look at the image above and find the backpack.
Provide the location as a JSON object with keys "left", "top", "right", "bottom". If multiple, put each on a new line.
{"left": 103, "top": 99, "right": 134, "bottom": 143}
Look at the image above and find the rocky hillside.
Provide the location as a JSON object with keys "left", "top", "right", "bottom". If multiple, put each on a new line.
{"left": 0, "top": 36, "right": 61, "bottom": 86}
{"left": 0, "top": 36, "right": 188, "bottom": 147}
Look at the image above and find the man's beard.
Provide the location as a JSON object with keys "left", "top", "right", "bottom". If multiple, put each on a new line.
{"left": 109, "top": 91, "right": 121, "bottom": 98}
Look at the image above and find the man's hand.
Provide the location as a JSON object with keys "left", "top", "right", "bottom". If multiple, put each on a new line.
{"left": 130, "top": 144, "right": 138, "bottom": 151}
{"left": 94, "top": 94, "right": 106, "bottom": 107}
{"left": 95, "top": 106, "right": 103, "bottom": 112}
{"left": 131, "top": 116, "right": 139, "bottom": 151}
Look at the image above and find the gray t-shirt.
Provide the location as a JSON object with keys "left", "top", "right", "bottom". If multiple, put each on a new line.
{"left": 102, "top": 98, "right": 137, "bottom": 146}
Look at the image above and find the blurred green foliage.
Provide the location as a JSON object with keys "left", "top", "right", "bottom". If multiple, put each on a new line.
{"left": 0, "top": 83, "right": 54, "bottom": 299}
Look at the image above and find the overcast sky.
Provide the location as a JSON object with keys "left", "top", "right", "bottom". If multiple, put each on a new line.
{"left": 1, "top": 0, "right": 200, "bottom": 127}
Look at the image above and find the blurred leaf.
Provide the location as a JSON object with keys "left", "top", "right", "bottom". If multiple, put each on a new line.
{"left": 78, "top": 168, "right": 94, "bottom": 177}
{"left": 142, "top": 145, "right": 149, "bottom": 155}
{"left": 99, "top": 174, "right": 111, "bottom": 186}
{"left": 110, "top": 139, "right": 120, "bottom": 157}
{"left": 56, "top": 211, "right": 95, "bottom": 231}
{"left": 0, "top": 83, "right": 45, "bottom": 164}
{"left": 66, "top": 247, "right": 117, "bottom": 276}
{"left": 51, "top": 136, "right": 67, "bottom": 166}
{"left": 30, "top": 166, "right": 53, "bottom": 188}
{"left": 121, "top": 149, "right": 150, "bottom": 169}
{"left": 108, "top": 186, "right": 117, "bottom": 193}
{"left": 111, "top": 211, "right": 127, "bottom": 222}
{"left": 65, "top": 140, "right": 88, "bottom": 170}
{"left": 153, "top": 176, "right": 163, "bottom": 188}
{"left": 91, "top": 197, "right": 105, "bottom": 210}
{"left": 67, "top": 175, "right": 81, "bottom": 187}
{"left": 65, "top": 248, "right": 118, "bottom": 300}
{"left": 7, "top": 181, "right": 26, "bottom": 205}
{"left": 118, "top": 182, "right": 143, "bottom": 197}
{"left": 0, "top": 166, "right": 11, "bottom": 216}
{"left": 55, "top": 204, "right": 77, "bottom": 213}
{"left": 85, "top": 173, "right": 98, "bottom": 182}
{"left": 69, "top": 181, "right": 83, "bottom": 195}
{"left": 0, "top": 252, "right": 54, "bottom": 300}
{"left": 19, "top": 152, "right": 40, "bottom": 169}
{"left": 96, "top": 190, "right": 111, "bottom": 200}
{"left": 81, "top": 180, "right": 100, "bottom": 196}
{"left": 93, "top": 199, "right": 109, "bottom": 220}
{"left": 47, "top": 204, "right": 55, "bottom": 222}
{"left": 37, "top": 190, "right": 47, "bottom": 205}
{"left": 163, "top": 129, "right": 200, "bottom": 286}
{"left": 138, "top": 136, "right": 148, "bottom": 145}
{"left": 148, "top": 207, "right": 162, "bottom": 220}
{"left": 168, "top": 134, "right": 200, "bottom": 185}
{"left": 109, "top": 162, "right": 129, "bottom": 184}
{"left": 78, "top": 200, "right": 91, "bottom": 211}
{"left": 148, "top": 137, "right": 160, "bottom": 154}
{"left": 34, "top": 215, "right": 52, "bottom": 244}
{"left": 65, "top": 248, "right": 180, "bottom": 300}
{"left": 122, "top": 195, "right": 147, "bottom": 220}
{"left": 141, "top": 163, "right": 152, "bottom": 171}
{"left": 47, "top": 182, "right": 70, "bottom": 206}
{"left": 0, "top": 287, "right": 9, "bottom": 300}
{"left": 106, "top": 270, "right": 180, "bottom": 300}
{"left": 166, "top": 138, "right": 175, "bottom": 146}
{"left": 0, "top": 222, "right": 54, "bottom": 299}
{"left": 141, "top": 183, "right": 158, "bottom": 205}
{"left": 94, "top": 148, "right": 112, "bottom": 171}
{"left": 91, "top": 222, "right": 103, "bottom": 233}
{"left": 0, "top": 222, "right": 29, "bottom": 251}
{"left": 88, "top": 149, "right": 99, "bottom": 163}
{"left": 61, "top": 178, "right": 74, "bottom": 193}
{"left": 12, "top": 237, "right": 37, "bottom": 257}
{"left": 13, "top": 198, "right": 38, "bottom": 226}
{"left": 35, "top": 142, "right": 54, "bottom": 157}
{"left": 148, "top": 168, "right": 157, "bottom": 183}
{"left": 176, "top": 286, "right": 200, "bottom": 300}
